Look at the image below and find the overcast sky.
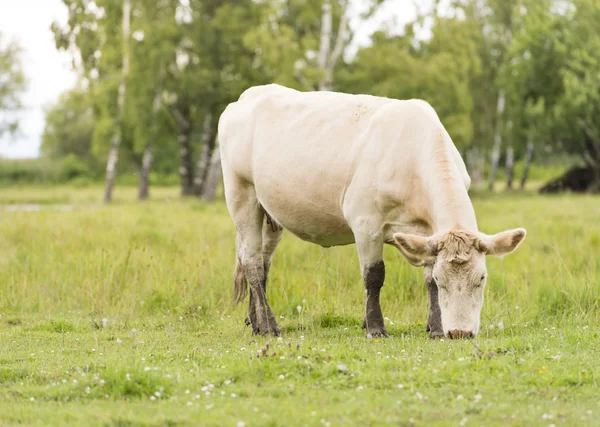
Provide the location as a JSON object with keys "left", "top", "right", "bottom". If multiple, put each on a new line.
{"left": 0, "top": 0, "right": 429, "bottom": 159}
{"left": 0, "top": 0, "right": 76, "bottom": 158}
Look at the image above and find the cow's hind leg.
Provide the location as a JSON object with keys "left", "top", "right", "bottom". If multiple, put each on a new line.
{"left": 229, "top": 183, "right": 280, "bottom": 336}
{"left": 245, "top": 212, "right": 284, "bottom": 329}
{"left": 353, "top": 229, "right": 388, "bottom": 338}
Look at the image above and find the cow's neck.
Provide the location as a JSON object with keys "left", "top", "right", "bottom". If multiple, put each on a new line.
{"left": 423, "top": 143, "right": 478, "bottom": 234}
{"left": 429, "top": 182, "right": 478, "bottom": 233}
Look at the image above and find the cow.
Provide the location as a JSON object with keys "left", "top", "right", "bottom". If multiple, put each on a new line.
{"left": 218, "top": 84, "right": 526, "bottom": 339}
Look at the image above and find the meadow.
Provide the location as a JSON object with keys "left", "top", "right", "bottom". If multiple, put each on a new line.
{"left": 0, "top": 186, "right": 599, "bottom": 426}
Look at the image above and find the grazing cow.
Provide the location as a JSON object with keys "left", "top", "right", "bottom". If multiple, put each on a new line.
{"left": 218, "top": 84, "right": 526, "bottom": 339}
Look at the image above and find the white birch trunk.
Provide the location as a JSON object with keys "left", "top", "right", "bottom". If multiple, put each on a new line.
{"left": 520, "top": 138, "right": 534, "bottom": 190}
{"left": 317, "top": 0, "right": 350, "bottom": 91}
{"left": 505, "top": 145, "right": 514, "bottom": 190}
{"left": 104, "top": 0, "right": 131, "bottom": 203}
{"left": 487, "top": 91, "right": 505, "bottom": 192}
{"left": 317, "top": 0, "right": 332, "bottom": 91}
{"left": 193, "top": 113, "right": 213, "bottom": 195}
{"left": 200, "top": 136, "right": 222, "bottom": 201}
{"left": 138, "top": 143, "right": 154, "bottom": 200}
{"left": 324, "top": 0, "right": 350, "bottom": 91}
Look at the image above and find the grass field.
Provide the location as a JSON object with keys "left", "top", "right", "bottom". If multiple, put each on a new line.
{"left": 1, "top": 186, "right": 599, "bottom": 426}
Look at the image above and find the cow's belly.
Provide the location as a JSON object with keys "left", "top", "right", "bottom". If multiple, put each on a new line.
{"left": 255, "top": 184, "right": 354, "bottom": 248}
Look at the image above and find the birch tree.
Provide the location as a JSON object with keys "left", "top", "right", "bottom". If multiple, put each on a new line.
{"left": 487, "top": 91, "right": 505, "bottom": 190}
{"left": 104, "top": 0, "right": 131, "bottom": 202}
{"left": 317, "top": 0, "right": 350, "bottom": 91}
{"left": 520, "top": 137, "right": 534, "bottom": 190}
{"left": 246, "top": 0, "right": 383, "bottom": 92}
{"left": 192, "top": 113, "right": 213, "bottom": 195}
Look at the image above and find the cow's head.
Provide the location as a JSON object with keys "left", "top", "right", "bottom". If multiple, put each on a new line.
{"left": 393, "top": 228, "right": 526, "bottom": 338}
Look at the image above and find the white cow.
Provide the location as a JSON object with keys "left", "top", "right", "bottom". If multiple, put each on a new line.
{"left": 218, "top": 84, "right": 526, "bottom": 339}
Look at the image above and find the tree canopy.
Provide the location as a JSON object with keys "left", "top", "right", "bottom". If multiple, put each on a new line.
{"left": 0, "top": 32, "right": 26, "bottom": 139}
{"left": 44, "top": 0, "right": 600, "bottom": 194}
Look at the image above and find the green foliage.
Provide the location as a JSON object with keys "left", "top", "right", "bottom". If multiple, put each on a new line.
{"left": 43, "top": 0, "right": 600, "bottom": 189}
{"left": 0, "top": 32, "right": 26, "bottom": 137}
{"left": 41, "top": 85, "right": 101, "bottom": 171}
{"left": 503, "top": 0, "right": 600, "bottom": 160}
{"left": 0, "top": 158, "right": 63, "bottom": 185}
{"left": 338, "top": 15, "right": 481, "bottom": 149}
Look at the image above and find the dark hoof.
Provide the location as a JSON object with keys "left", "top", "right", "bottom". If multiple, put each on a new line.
{"left": 250, "top": 318, "right": 281, "bottom": 337}
{"left": 426, "top": 324, "right": 431, "bottom": 332}
{"left": 366, "top": 327, "right": 389, "bottom": 339}
{"left": 245, "top": 316, "right": 251, "bottom": 326}
{"left": 252, "top": 326, "right": 281, "bottom": 337}
{"left": 429, "top": 330, "right": 444, "bottom": 339}
{"left": 362, "top": 319, "right": 367, "bottom": 329}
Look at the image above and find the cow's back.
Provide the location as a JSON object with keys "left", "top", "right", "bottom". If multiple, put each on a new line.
{"left": 218, "top": 84, "right": 467, "bottom": 246}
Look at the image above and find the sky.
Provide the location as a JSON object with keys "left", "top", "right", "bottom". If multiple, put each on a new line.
{"left": 0, "top": 0, "right": 430, "bottom": 159}
{"left": 0, "top": 0, "right": 77, "bottom": 158}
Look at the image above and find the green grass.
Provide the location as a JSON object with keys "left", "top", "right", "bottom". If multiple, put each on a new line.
{"left": 0, "top": 186, "right": 599, "bottom": 426}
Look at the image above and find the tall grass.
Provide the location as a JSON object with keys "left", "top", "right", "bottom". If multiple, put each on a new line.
{"left": 1, "top": 187, "right": 599, "bottom": 426}
{"left": 1, "top": 188, "right": 597, "bottom": 327}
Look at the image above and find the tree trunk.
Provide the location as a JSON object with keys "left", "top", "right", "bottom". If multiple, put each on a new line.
{"left": 200, "top": 136, "right": 221, "bottom": 202}
{"left": 583, "top": 151, "right": 600, "bottom": 192}
{"left": 487, "top": 91, "right": 505, "bottom": 192}
{"left": 179, "top": 128, "right": 195, "bottom": 196}
{"left": 104, "top": 0, "right": 130, "bottom": 203}
{"left": 317, "top": 0, "right": 350, "bottom": 91}
{"left": 317, "top": 0, "right": 332, "bottom": 91}
{"left": 193, "top": 113, "right": 213, "bottom": 195}
{"left": 520, "top": 138, "right": 534, "bottom": 190}
{"left": 104, "top": 138, "right": 120, "bottom": 203}
{"left": 505, "top": 145, "right": 514, "bottom": 190}
{"left": 138, "top": 143, "right": 153, "bottom": 201}
{"left": 478, "top": 151, "right": 486, "bottom": 185}
{"left": 466, "top": 147, "right": 484, "bottom": 186}
{"left": 466, "top": 149, "right": 474, "bottom": 177}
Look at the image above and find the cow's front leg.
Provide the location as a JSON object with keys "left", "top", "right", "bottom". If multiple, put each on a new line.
{"left": 424, "top": 266, "right": 443, "bottom": 338}
{"left": 354, "top": 230, "right": 388, "bottom": 338}
{"left": 364, "top": 260, "right": 388, "bottom": 338}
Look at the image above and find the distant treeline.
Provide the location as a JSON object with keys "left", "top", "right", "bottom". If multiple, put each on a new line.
{"left": 2, "top": 0, "right": 599, "bottom": 197}
{"left": 0, "top": 155, "right": 574, "bottom": 190}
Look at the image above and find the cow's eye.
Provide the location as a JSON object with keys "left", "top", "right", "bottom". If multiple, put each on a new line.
{"left": 480, "top": 274, "right": 487, "bottom": 283}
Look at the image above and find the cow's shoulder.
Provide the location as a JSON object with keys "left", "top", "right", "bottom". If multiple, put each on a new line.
{"left": 238, "top": 84, "right": 298, "bottom": 103}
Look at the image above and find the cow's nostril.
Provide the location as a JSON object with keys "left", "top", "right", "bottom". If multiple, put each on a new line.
{"left": 448, "top": 329, "right": 473, "bottom": 339}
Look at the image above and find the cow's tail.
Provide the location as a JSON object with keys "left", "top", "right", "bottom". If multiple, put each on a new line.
{"left": 232, "top": 257, "right": 248, "bottom": 306}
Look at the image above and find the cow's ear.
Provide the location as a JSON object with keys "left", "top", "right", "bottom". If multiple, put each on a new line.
{"left": 393, "top": 233, "right": 437, "bottom": 267}
{"left": 477, "top": 228, "right": 526, "bottom": 258}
